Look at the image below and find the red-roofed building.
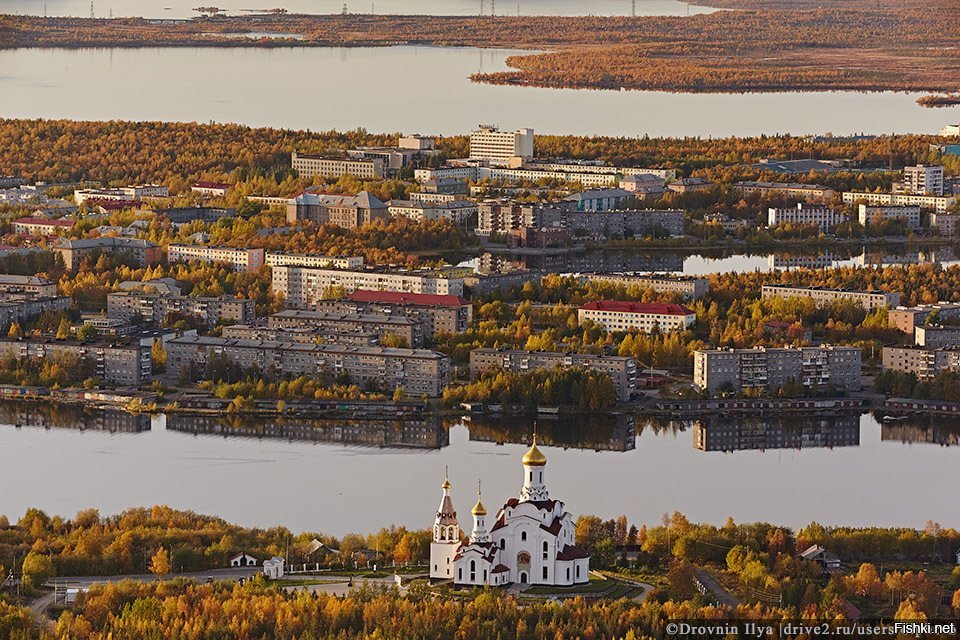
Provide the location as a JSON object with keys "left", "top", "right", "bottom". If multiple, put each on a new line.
{"left": 191, "top": 182, "right": 233, "bottom": 197}
{"left": 13, "top": 217, "right": 74, "bottom": 235}
{"left": 578, "top": 300, "right": 695, "bottom": 333}
{"left": 315, "top": 289, "right": 474, "bottom": 335}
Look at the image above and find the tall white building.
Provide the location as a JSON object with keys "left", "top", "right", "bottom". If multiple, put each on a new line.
{"left": 469, "top": 125, "right": 534, "bottom": 165}
{"left": 430, "top": 468, "right": 461, "bottom": 581}
{"left": 767, "top": 203, "right": 844, "bottom": 232}
{"left": 900, "top": 165, "right": 944, "bottom": 196}
{"left": 431, "top": 438, "right": 590, "bottom": 587}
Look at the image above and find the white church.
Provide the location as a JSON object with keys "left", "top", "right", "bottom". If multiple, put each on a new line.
{"left": 429, "top": 436, "right": 590, "bottom": 587}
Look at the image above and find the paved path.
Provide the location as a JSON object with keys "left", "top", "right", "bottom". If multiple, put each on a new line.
{"left": 282, "top": 575, "right": 401, "bottom": 597}
{"left": 694, "top": 568, "right": 740, "bottom": 607}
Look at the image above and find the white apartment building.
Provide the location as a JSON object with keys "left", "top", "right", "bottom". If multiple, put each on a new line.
{"left": 264, "top": 252, "right": 364, "bottom": 269}
{"left": 842, "top": 191, "right": 956, "bottom": 213}
{"left": 577, "top": 301, "right": 696, "bottom": 333}
{"left": 167, "top": 245, "right": 265, "bottom": 272}
{"left": 900, "top": 165, "right": 944, "bottom": 196}
{"left": 941, "top": 124, "right": 960, "bottom": 137}
{"left": 857, "top": 204, "right": 921, "bottom": 230}
{"left": 761, "top": 284, "right": 900, "bottom": 310}
{"left": 291, "top": 152, "right": 384, "bottom": 179}
{"left": 767, "top": 203, "right": 844, "bottom": 232}
{"left": 74, "top": 185, "right": 168, "bottom": 204}
{"left": 469, "top": 125, "right": 534, "bottom": 165}
{"left": 272, "top": 265, "right": 464, "bottom": 307}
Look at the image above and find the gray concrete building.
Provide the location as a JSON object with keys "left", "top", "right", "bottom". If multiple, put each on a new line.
{"left": 318, "top": 290, "right": 473, "bottom": 336}
{"left": 915, "top": 325, "right": 960, "bottom": 349}
{"left": 166, "top": 335, "right": 450, "bottom": 396}
{"left": 107, "top": 291, "right": 255, "bottom": 327}
{"left": 882, "top": 345, "right": 960, "bottom": 380}
{"left": 272, "top": 265, "right": 464, "bottom": 307}
{"left": 56, "top": 237, "right": 161, "bottom": 271}
{"left": 0, "top": 275, "right": 57, "bottom": 298}
{"left": 761, "top": 284, "right": 900, "bottom": 310}
{"left": 0, "top": 338, "right": 151, "bottom": 385}
{"left": 887, "top": 304, "right": 960, "bottom": 336}
{"left": 267, "top": 309, "right": 422, "bottom": 347}
{"left": 291, "top": 152, "right": 384, "bottom": 179}
{"left": 694, "top": 346, "right": 862, "bottom": 394}
{"left": 0, "top": 296, "right": 72, "bottom": 332}
{"left": 285, "top": 191, "right": 388, "bottom": 229}
{"left": 221, "top": 324, "right": 380, "bottom": 347}
{"left": 578, "top": 273, "right": 708, "bottom": 300}
{"left": 469, "top": 348, "right": 637, "bottom": 401}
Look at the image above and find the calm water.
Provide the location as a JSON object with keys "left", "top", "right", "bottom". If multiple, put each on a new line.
{"left": 0, "top": 46, "right": 955, "bottom": 137}
{"left": 0, "top": 0, "right": 715, "bottom": 17}
{"left": 0, "top": 407, "right": 956, "bottom": 535}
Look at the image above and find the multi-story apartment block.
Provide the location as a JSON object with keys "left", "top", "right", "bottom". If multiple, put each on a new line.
{"left": 899, "top": 165, "right": 944, "bottom": 196}
{"left": 562, "top": 189, "right": 633, "bottom": 212}
{"left": 476, "top": 201, "right": 568, "bottom": 236}
{"left": 264, "top": 252, "right": 364, "bottom": 270}
{"left": 857, "top": 204, "right": 921, "bottom": 230}
{"left": 577, "top": 301, "right": 696, "bottom": 333}
{"left": 888, "top": 303, "right": 960, "bottom": 336}
{"left": 761, "top": 284, "right": 900, "bottom": 310}
{"left": 291, "top": 152, "right": 384, "bottom": 179}
{"left": 267, "top": 310, "right": 422, "bottom": 347}
{"left": 930, "top": 212, "right": 960, "bottom": 237}
{"left": 221, "top": 324, "right": 380, "bottom": 347}
{"left": 0, "top": 296, "right": 71, "bottom": 332}
{"left": 469, "top": 125, "right": 534, "bottom": 165}
{"left": 319, "top": 290, "right": 474, "bottom": 336}
{"left": 74, "top": 185, "right": 168, "bottom": 204}
{"left": 469, "top": 348, "right": 637, "bottom": 401}
{"left": 732, "top": 181, "right": 834, "bottom": 200}
{"left": 694, "top": 346, "right": 862, "bottom": 393}
{"left": 767, "top": 203, "right": 844, "bottom": 232}
{"left": 56, "top": 237, "right": 162, "bottom": 271}
{"left": 564, "top": 209, "right": 684, "bottom": 238}
{"left": 524, "top": 161, "right": 675, "bottom": 181}
{"left": 159, "top": 206, "right": 235, "bottom": 225}
{"left": 12, "top": 217, "right": 74, "bottom": 235}
{"left": 0, "top": 338, "right": 151, "bottom": 385}
{"left": 272, "top": 266, "right": 464, "bottom": 308}
{"left": 882, "top": 345, "right": 960, "bottom": 380}
{"left": 388, "top": 199, "right": 477, "bottom": 226}
{"left": 694, "top": 415, "right": 860, "bottom": 452}
{"left": 578, "top": 273, "right": 708, "bottom": 299}
{"left": 106, "top": 291, "right": 256, "bottom": 327}
{"left": 167, "top": 245, "right": 265, "bottom": 272}
{"left": 842, "top": 191, "right": 955, "bottom": 213}
{"left": 915, "top": 325, "right": 960, "bottom": 349}
{"left": 0, "top": 275, "right": 58, "bottom": 298}
{"left": 166, "top": 335, "right": 450, "bottom": 396}
{"left": 285, "top": 191, "right": 389, "bottom": 229}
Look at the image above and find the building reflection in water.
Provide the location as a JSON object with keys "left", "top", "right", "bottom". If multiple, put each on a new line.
{"left": 878, "top": 414, "right": 960, "bottom": 447}
{"left": 691, "top": 414, "right": 861, "bottom": 452}
{"left": 479, "top": 251, "right": 684, "bottom": 274}
{"left": 459, "top": 412, "right": 636, "bottom": 452}
{"left": 166, "top": 414, "right": 448, "bottom": 449}
{"left": 0, "top": 400, "right": 150, "bottom": 433}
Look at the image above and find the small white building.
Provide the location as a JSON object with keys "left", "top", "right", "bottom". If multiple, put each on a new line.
{"left": 229, "top": 552, "right": 258, "bottom": 567}
{"left": 262, "top": 556, "right": 285, "bottom": 579}
{"left": 578, "top": 301, "right": 696, "bottom": 333}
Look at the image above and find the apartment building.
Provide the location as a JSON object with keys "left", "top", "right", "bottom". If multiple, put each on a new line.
{"left": 190, "top": 182, "right": 233, "bottom": 197}
{"left": 74, "top": 185, "right": 168, "bottom": 204}
{"left": 167, "top": 245, "right": 265, "bottom": 273}
{"left": 0, "top": 296, "right": 71, "bottom": 332}
{"left": 265, "top": 252, "right": 364, "bottom": 270}
{"left": 761, "top": 284, "right": 900, "bottom": 310}
{"left": 272, "top": 266, "right": 464, "bottom": 307}
{"left": 930, "top": 212, "right": 960, "bottom": 237}
{"left": 694, "top": 346, "right": 862, "bottom": 393}
{"left": 915, "top": 325, "right": 960, "bottom": 349}
{"left": 159, "top": 207, "right": 235, "bottom": 225}
{"left": 291, "top": 152, "right": 384, "bottom": 179}
{"left": 106, "top": 291, "right": 256, "bottom": 327}
{"left": 320, "top": 290, "right": 474, "bottom": 335}
{"left": 0, "top": 338, "right": 151, "bottom": 386}
{"left": 56, "top": 237, "right": 161, "bottom": 270}
{"left": 900, "top": 165, "right": 944, "bottom": 196}
{"left": 469, "top": 125, "right": 534, "bottom": 165}
{"left": 387, "top": 199, "right": 477, "bottom": 226}
{"left": 888, "top": 303, "right": 960, "bottom": 335}
{"left": 267, "top": 309, "right": 422, "bottom": 347}
{"left": 842, "top": 191, "right": 956, "bottom": 213}
{"left": 732, "top": 181, "right": 835, "bottom": 200}
{"left": 882, "top": 345, "right": 960, "bottom": 380}
{"left": 565, "top": 209, "right": 684, "bottom": 238}
{"left": 285, "top": 191, "right": 389, "bottom": 229}
{"left": 476, "top": 201, "right": 567, "bottom": 236}
{"left": 767, "top": 203, "right": 844, "bottom": 232}
{"left": 857, "top": 204, "right": 922, "bottom": 230}
{"left": 578, "top": 273, "right": 708, "bottom": 299}
{"left": 469, "top": 348, "right": 637, "bottom": 401}
{"left": 12, "top": 217, "right": 74, "bottom": 235}
{"left": 221, "top": 324, "right": 379, "bottom": 347}
{"left": 524, "top": 161, "right": 676, "bottom": 181}
{"left": 166, "top": 335, "right": 450, "bottom": 396}
{"left": 0, "top": 275, "right": 57, "bottom": 298}
{"left": 562, "top": 189, "right": 633, "bottom": 212}
{"left": 577, "top": 301, "right": 696, "bottom": 333}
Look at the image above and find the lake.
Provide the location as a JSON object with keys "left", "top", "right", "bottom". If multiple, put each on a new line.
{"left": 0, "top": 405, "right": 956, "bottom": 536}
{"left": 0, "top": 46, "right": 955, "bottom": 137}
{"left": 1, "top": 0, "right": 716, "bottom": 18}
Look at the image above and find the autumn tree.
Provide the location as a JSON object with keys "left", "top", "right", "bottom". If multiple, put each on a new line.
{"left": 150, "top": 546, "right": 171, "bottom": 578}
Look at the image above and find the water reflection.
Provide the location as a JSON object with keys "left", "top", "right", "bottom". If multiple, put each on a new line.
{"left": 690, "top": 414, "right": 861, "bottom": 452}
{"left": 0, "top": 400, "right": 150, "bottom": 433}
{"left": 166, "top": 413, "right": 448, "bottom": 449}
{"left": 460, "top": 412, "right": 636, "bottom": 452}
{"left": 878, "top": 414, "right": 960, "bottom": 447}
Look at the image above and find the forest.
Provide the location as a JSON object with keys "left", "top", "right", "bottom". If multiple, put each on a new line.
{"left": 1, "top": 2, "right": 958, "bottom": 95}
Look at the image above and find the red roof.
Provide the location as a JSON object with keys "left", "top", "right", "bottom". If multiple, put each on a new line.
{"left": 14, "top": 217, "right": 73, "bottom": 227}
{"left": 347, "top": 290, "right": 471, "bottom": 307}
{"left": 580, "top": 301, "right": 694, "bottom": 315}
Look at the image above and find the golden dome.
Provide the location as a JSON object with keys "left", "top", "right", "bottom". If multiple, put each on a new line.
{"left": 441, "top": 465, "right": 451, "bottom": 490}
{"left": 471, "top": 498, "right": 487, "bottom": 516}
{"left": 441, "top": 478, "right": 451, "bottom": 490}
{"left": 522, "top": 435, "right": 547, "bottom": 466}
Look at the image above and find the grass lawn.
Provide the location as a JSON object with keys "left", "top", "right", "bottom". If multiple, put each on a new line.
{"left": 524, "top": 576, "right": 613, "bottom": 596}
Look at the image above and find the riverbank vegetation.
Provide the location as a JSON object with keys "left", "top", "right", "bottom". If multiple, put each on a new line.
{"left": 442, "top": 367, "right": 619, "bottom": 410}
{"left": 2, "top": 2, "right": 958, "bottom": 95}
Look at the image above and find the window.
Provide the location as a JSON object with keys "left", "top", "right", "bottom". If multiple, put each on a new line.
{"left": 543, "top": 541, "right": 549, "bottom": 559}
{"left": 576, "top": 566, "right": 580, "bottom": 578}
{"left": 470, "top": 560, "right": 475, "bottom": 571}
{"left": 458, "top": 568, "right": 462, "bottom": 580}
{"left": 566, "top": 568, "right": 570, "bottom": 581}
{"left": 499, "top": 539, "right": 505, "bottom": 550}
{"left": 521, "top": 531, "right": 527, "bottom": 541}
{"left": 542, "top": 566, "right": 548, "bottom": 580}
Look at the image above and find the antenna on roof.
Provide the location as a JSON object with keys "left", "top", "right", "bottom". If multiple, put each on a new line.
{"left": 89, "top": 0, "right": 94, "bottom": 18}
{"left": 631, "top": 0, "right": 635, "bottom": 16}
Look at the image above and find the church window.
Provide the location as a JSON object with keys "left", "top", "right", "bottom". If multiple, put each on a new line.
{"left": 542, "top": 566, "right": 548, "bottom": 580}
{"left": 484, "top": 569, "right": 487, "bottom": 581}
{"left": 576, "top": 566, "right": 580, "bottom": 578}
{"left": 499, "top": 539, "right": 505, "bottom": 550}
{"left": 458, "top": 568, "right": 462, "bottom": 580}
{"left": 521, "top": 531, "right": 527, "bottom": 541}
{"left": 566, "top": 568, "right": 570, "bottom": 581}
{"left": 470, "top": 560, "right": 476, "bottom": 571}
{"left": 529, "top": 471, "right": 532, "bottom": 481}
{"left": 447, "top": 557, "right": 450, "bottom": 564}
{"left": 542, "top": 541, "right": 549, "bottom": 559}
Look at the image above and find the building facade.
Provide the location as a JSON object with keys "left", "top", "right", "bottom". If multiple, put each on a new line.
{"left": 841, "top": 191, "right": 955, "bottom": 213}
{"left": 693, "top": 346, "right": 862, "bottom": 394}
{"left": 469, "top": 125, "right": 534, "bottom": 165}
{"left": 56, "top": 237, "right": 161, "bottom": 270}
{"left": 761, "top": 284, "right": 900, "bottom": 310}
{"left": 0, "top": 338, "right": 151, "bottom": 385}
{"left": 900, "top": 165, "right": 944, "bottom": 196}
{"left": 106, "top": 291, "right": 256, "bottom": 327}
{"left": 767, "top": 204, "right": 843, "bottom": 232}
{"left": 285, "top": 191, "right": 389, "bottom": 229}
{"left": 267, "top": 309, "right": 422, "bottom": 347}
{"left": 272, "top": 266, "right": 464, "bottom": 307}
{"left": 167, "top": 245, "right": 265, "bottom": 272}
{"left": 579, "top": 273, "right": 708, "bottom": 299}
{"left": 882, "top": 345, "right": 960, "bottom": 380}
{"left": 857, "top": 204, "right": 922, "bottom": 230}
{"left": 264, "top": 252, "right": 364, "bottom": 269}
{"left": 321, "top": 290, "right": 474, "bottom": 336}
{"left": 577, "top": 301, "right": 695, "bottom": 333}
{"left": 0, "top": 275, "right": 57, "bottom": 298}
{"left": 291, "top": 152, "right": 384, "bottom": 179}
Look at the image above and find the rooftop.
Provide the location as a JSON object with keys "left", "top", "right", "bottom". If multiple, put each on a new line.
{"left": 346, "top": 290, "right": 471, "bottom": 307}
{"left": 580, "top": 301, "right": 694, "bottom": 315}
